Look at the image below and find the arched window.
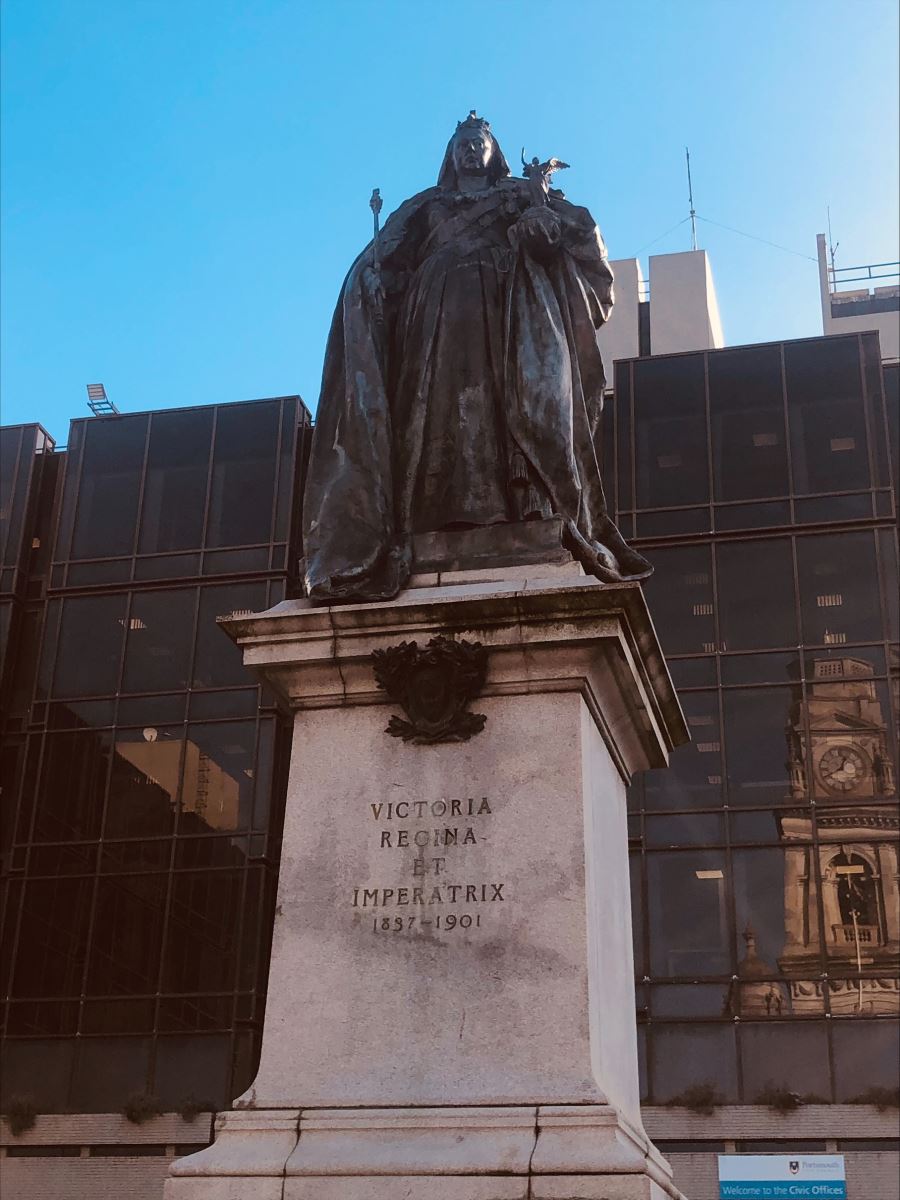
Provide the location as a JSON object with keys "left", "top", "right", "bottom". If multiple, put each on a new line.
{"left": 831, "top": 851, "right": 878, "bottom": 928}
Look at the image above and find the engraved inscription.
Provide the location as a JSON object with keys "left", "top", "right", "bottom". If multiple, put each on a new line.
{"left": 351, "top": 795, "right": 506, "bottom": 935}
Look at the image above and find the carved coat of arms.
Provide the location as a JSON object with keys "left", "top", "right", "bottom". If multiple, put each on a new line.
{"left": 372, "top": 636, "right": 488, "bottom": 743}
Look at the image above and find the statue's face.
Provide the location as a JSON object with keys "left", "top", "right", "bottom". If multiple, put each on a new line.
{"left": 452, "top": 129, "right": 493, "bottom": 175}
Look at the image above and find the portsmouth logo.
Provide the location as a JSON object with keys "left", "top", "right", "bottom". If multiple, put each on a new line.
{"left": 789, "top": 1161, "right": 800, "bottom": 1175}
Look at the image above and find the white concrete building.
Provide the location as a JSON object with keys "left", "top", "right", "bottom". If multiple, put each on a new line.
{"left": 817, "top": 233, "right": 900, "bottom": 362}
{"left": 598, "top": 248, "right": 724, "bottom": 371}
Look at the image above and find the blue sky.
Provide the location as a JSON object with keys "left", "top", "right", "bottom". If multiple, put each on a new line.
{"left": 2, "top": 0, "right": 898, "bottom": 440}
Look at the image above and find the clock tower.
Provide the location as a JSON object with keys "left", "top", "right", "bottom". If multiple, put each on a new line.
{"left": 777, "top": 656, "right": 899, "bottom": 1015}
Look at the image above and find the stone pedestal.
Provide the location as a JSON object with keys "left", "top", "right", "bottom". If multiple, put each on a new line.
{"left": 166, "top": 565, "right": 688, "bottom": 1199}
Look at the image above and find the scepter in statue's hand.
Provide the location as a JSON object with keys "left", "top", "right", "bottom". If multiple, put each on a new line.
{"left": 363, "top": 187, "right": 385, "bottom": 316}
{"left": 370, "top": 188, "right": 383, "bottom": 265}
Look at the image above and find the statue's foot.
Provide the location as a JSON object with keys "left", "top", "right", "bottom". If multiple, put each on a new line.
{"left": 588, "top": 541, "right": 653, "bottom": 584}
{"left": 615, "top": 545, "right": 653, "bottom": 581}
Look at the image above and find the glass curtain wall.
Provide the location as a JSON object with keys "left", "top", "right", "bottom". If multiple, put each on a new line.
{"left": 611, "top": 333, "right": 900, "bottom": 1105}
{"left": 0, "top": 397, "right": 310, "bottom": 1112}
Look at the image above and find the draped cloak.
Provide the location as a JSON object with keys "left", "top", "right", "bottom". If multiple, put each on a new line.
{"left": 302, "top": 164, "right": 651, "bottom": 602}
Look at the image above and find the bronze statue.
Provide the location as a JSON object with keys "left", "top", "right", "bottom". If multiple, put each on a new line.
{"left": 302, "top": 112, "right": 651, "bottom": 601}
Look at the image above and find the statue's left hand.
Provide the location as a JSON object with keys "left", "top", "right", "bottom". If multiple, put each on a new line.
{"left": 509, "top": 205, "right": 561, "bottom": 252}
{"left": 361, "top": 265, "right": 385, "bottom": 312}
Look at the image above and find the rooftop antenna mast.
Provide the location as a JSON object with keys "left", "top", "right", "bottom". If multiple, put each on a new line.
{"left": 826, "top": 204, "right": 839, "bottom": 287}
{"left": 686, "top": 147, "right": 698, "bottom": 251}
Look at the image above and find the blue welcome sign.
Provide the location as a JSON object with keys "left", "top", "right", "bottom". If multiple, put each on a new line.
{"left": 718, "top": 1154, "right": 846, "bottom": 1199}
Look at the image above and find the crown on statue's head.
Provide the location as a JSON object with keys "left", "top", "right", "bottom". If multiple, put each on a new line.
{"left": 456, "top": 110, "right": 491, "bottom": 133}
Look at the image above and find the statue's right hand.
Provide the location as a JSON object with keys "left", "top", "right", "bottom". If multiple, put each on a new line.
{"left": 361, "top": 266, "right": 385, "bottom": 311}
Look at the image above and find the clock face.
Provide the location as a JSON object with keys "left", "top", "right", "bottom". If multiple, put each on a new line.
{"left": 817, "top": 744, "right": 868, "bottom": 793}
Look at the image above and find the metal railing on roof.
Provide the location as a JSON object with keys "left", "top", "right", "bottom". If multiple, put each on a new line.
{"left": 829, "top": 260, "right": 900, "bottom": 293}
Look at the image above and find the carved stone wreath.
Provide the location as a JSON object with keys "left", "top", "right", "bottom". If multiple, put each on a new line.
{"left": 371, "top": 636, "right": 488, "bottom": 744}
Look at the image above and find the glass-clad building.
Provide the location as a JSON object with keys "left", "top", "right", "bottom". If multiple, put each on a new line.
{"left": 0, "top": 397, "right": 311, "bottom": 1113}
{"left": 603, "top": 332, "right": 899, "bottom": 1110}
{"left": 0, "top": 335, "right": 897, "bottom": 1196}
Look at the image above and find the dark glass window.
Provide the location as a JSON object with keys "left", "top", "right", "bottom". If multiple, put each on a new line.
{"left": 731, "top": 847, "right": 808, "bottom": 972}
{"left": 0, "top": 602, "right": 12, "bottom": 680}
{"left": 6, "top": 608, "right": 42, "bottom": 716}
{"left": 117, "top": 692, "right": 186, "bottom": 726}
{"left": 633, "top": 354, "right": 708, "bottom": 509}
{"left": 819, "top": 844, "right": 893, "bottom": 971}
{"left": 237, "top": 866, "right": 272, "bottom": 990}
{"left": 193, "top": 582, "right": 267, "bottom": 688}
{"left": 0, "top": 878, "right": 23, "bottom": 999}
{"left": 794, "top": 493, "right": 873, "bottom": 524}
{"left": 668, "top": 656, "right": 717, "bottom": 690}
{"left": 81, "top": 997, "right": 156, "bottom": 1034}
{"left": 717, "top": 538, "right": 798, "bottom": 652}
{"left": 86, "top": 874, "right": 167, "bottom": 996}
{"left": 162, "top": 870, "right": 244, "bottom": 993}
{"left": 104, "top": 727, "right": 182, "bottom": 840}
{"left": 862, "top": 333, "right": 890, "bottom": 489}
{"left": 650, "top": 1023, "right": 738, "bottom": 1103}
{"left": 154, "top": 1034, "right": 232, "bottom": 1109}
{"left": 0, "top": 1040, "right": 77, "bottom": 1112}
{"left": 730, "top": 807, "right": 806, "bottom": 843}
{"left": 6, "top": 999, "right": 79, "bottom": 1035}
{"left": 786, "top": 337, "right": 870, "bottom": 495}
{"left": 31, "top": 730, "right": 112, "bottom": 842}
{"left": 53, "top": 594, "right": 126, "bottom": 697}
{"left": 644, "top": 691, "right": 722, "bottom": 811}
{"left": 179, "top": 721, "right": 256, "bottom": 834}
{"left": 70, "top": 1036, "right": 151, "bottom": 1112}
{"left": 709, "top": 345, "right": 789, "bottom": 501}
{"left": 645, "top": 812, "right": 725, "bottom": 846}
{"left": 647, "top": 850, "right": 730, "bottom": 976}
{"left": 651, "top": 983, "right": 728, "bottom": 1017}
{"left": 1, "top": 399, "right": 295, "bottom": 1116}
{"left": 70, "top": 415, "right": 149, "bottom": 559}
{"left": 138, "top": 409, "right": 213, "bottom": 553}
{"left": 636, "top": 507, "right": 710, "bottom": 537}
{"left": 251, "top": 719, "right": 275, "bottom": 832}
{"left": 11, "top": 877, "right": 93, "bottom": 997}
{"left": 643, "top": 545, "right": 715, "bottom": 656}
{"left": 878, "top": 529, "right": 898, "bottom": 644}
{"left": 0, "top": 427, "right": 24, "bottom": 562}
{"left": 0, "top": 425, "right": 38, "bottom": 570}
{"left": 630, "top": 853, "right": 645, "bottom": 977}
{"left": 832, "top": 1019, "right": 900, "bottom": 1101}
{"left": 121, "top": 589, "right": 196, "bottom": 693}
{"left": 720, "top": 651, "right": 798, "bottom": 686}
{"left": 796, "top": 531, "right": 882, "bottom": 645}
{"left": 884, "top": 362, "right": 898, "bottom": 501}
{"left": 207, "top": 402, "right": 280, "bottom": 547}
{"left": 714, "top": 499, "right": 791, "bottom": 531}
{"left": 723, "top": 686, "right": 798, "bottom": 806}
{"left": 100, "top": 839, "right": 171, "bottom": 874}
{"left": 614, "top": 364, "right": 634, "bottom": 511}
{"left": 740, "top": 1022, "right": 831, "bottom": 1102}
{"left": 274, "top": 406, "right": 300, "bottom": 543}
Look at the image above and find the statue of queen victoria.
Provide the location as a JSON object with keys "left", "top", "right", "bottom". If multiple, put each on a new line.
{"left": 302, "top": 112, "right": 652, "bottom": 601}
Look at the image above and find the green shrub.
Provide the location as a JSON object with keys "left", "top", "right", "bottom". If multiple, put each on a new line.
{"left": 850, "top": 1086, "right": 900, "bottom": 1111}
{"left": 4, "top": 1096, "right": 38, "bottom": 1136}
{"left": 665, "top": 1082, "right": 722, "bottom": 1116}
{"left": 179, "top": 1096, "right": 217, "bottom": 1123}
{"left": 756, "top": 1085, "right": 803, "bottom": 1114}
{"left": 123, "top": 1092, "right": 163, "bottom": 1125}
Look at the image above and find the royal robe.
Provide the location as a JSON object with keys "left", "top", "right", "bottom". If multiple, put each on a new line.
{"left": 302, "top": 176, "right": 651, "bottom": 601}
